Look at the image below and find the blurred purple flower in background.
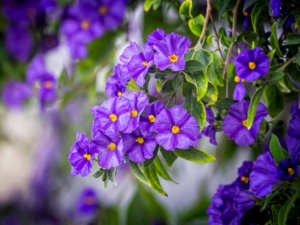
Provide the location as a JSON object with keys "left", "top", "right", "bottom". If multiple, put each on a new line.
{"left": 287, "top": 102, "right": 300, "bottom": 160}
{"left": 40, "top": 34, "right": 59, "bottom": 53}
{"left": 139, "top": 100, "right": 164, "bottom": 132}
{"left": 78, "top": 188, "right": 99, "bottom": 215}
{"left": 277, "top": 158, "right": 299, "bottom": 180}
{"left": 223, "top": 100, "right": 267, "bottom": 146}
{"left": 270, "top": 0, "right": 282, "bottom": 17}
{"left": 120, "top": 42, "right": 140, "bottom": 65}
{"left": 122, "top": 128, "right": 157, "bottom": 163}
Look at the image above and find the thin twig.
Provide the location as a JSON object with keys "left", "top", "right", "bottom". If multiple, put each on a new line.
{"left": 275, "top": 58, "right": 294, "bottom": 72}
{"left": 223, "top": 0, "right": 242, "bottom": 80}
{"left": 209, "top": 13, "right": 225, "bottom": 64}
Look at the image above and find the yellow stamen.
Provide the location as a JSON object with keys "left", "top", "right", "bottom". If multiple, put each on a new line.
{"left": 287, "top": 168, "right": 295, "bottom": 176}
{"left": 169, "top": 55, "right": 178, "bottom": 63}
{"left": 83, "top": 153, "right": 91, "bottom": 161}
{"left": 107, "top": 142, "right": 116, "bottom": 150}
{"left": 130, "top": 110, "right": 138, "bottom": 118}
{"left": 117, "top": 92, "right": 122, "bottom": 97}
{"left": 143, "top": 61, "right": 148, "bottom": 66}
{"left": 109, "top": 114, "right": 117, "bottom": 122}
{"left": 243, "top": 12, "right": 249, "bottom": 16}
{"left": 136, "top": 137, "right": 144, "bottom": 144}
{"left": 241, "top": 176, "right": 249, "bottom": 184}
{"left": 172, "top": 125, "right": 180, "bottom": 134}
{"left": 99, "top": 6, "right": 108, "bottom": 15}
{"left": 234, "top": 76, "right": 245, "bottom": 83}
{"left": 242, "top": 120, "right": 248, "bottom": 127}
{"left": 44, "top": 81, "right": 52, "bottom": 89}
{"left": 149, "top": 115, "right": 155, "bottom": 123}
{"left": 81, "top": 20, "right": 90, "bottom": 29}
{"left": 248, "top": 61, "right": 256, "bottom": 70}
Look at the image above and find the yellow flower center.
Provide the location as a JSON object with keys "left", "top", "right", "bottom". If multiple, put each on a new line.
{"left": 117, "top": 92, "right": 122, "bottom": 97}
{"left": 242, "top": 120, "right": 248, "bottom": 127}
{"left": 287, "top": 168, "right": 295, "bottom": 176}
{"left": 130, "top": 110, "right": 138, "bottom": 118}
{"left": 248, "top": 61, "right": 256, "bottom": 70}
{"left": 240, "top": 176, "right": 249, "bottom": 184}
{"left": 44, "top": 81, "right": 52, "bottom": 89}
{"left": 149, "top": 115, "right": 155, "bottom": 123}
{"left": 143, "top": 61, "right": 148, "bottom": 66}
{"left": 109, "top": 114, "right": 117, "bottom": 122}
{"left": 169, "top": 55, "right": 178, "bottom": 63}
{"left": 234, "top": 76, "right": 245, "bottom": 83}
{"left": 83, "top": 153, "right": 91, "bottom": 161}
{"left": 136, "top": 137, "right": 144, "bottom": 144}
{"left": 172, "top": 125, "right": 180, "bottom": 134}
{"left": 99, "top": 6, "right": 108, "bottom": 15}
{"left": 107, "top": 142, "right": 116, "bottom": 150}
{"left": 243, "top": 12, "right": 249, "bottom": 16}
{"left": 81, "top": 20, "right": 90, "bottom": 29}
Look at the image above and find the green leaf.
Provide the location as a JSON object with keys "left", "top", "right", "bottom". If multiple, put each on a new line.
{"left": 267, "top": 72, "right": 285, "bottom": 82}
{"left": 174, "top": 146, "right": 216, "bottom": 163}
{"left": 293, "top": 52, "right": 300, "bottom": 67}
{"left": 160, "top": 146, "right": 178, "bottom": 167}
{"left": 276, "top": 78, "right": 291, "bottom": 93}
{"left": 192, "top": 47, "right": 213, "bottom": 71}
{"left": 107, "top": 167, "right": 117, "bottom": 185}
{"left": 278, "top": 191, "right": 300, "bottom": 225}
{"left": 272, "top": 205, "right": 281, "bottom": 225}
{"left": 269, "top": 134, "right": 291, "bottom": 164}
{"left": 144, "top": 145, "right": 159, "bottom": 167}
{"left": 93, "top": 169, "right": 105, "bottom": 178}
{"left": 161, "top": 80, "right": 176, "bottom": 94}
{"left": 179, "top": 0, "right": 193, "bottom": 18}
{"left": 188, "top": 14, "right": 206, "bottom": 37}
{"left": 144, "top": 0, "right": 161, "bottom": 11}
{"left": 144, "top": 164, "right": 168, "bottom": 196}
{"left": 247, "top": 87, "right": 265, "bottom": 129}
{"left": 259, "top": 118, "right": 269, "bottom": 134}
{"left": 283, "top": 73, "right": 299, "bottom": 92}
{"left": 206, "top": 82, "right": 218, "bottom": 106}
{"left": 251, "top": 0, "right": 267, "bottom": 32}
{"left": 226, "top": 61, "right": 236, "bottom": 81}
{"left": 214, "top": 98, "right": 235, "bottom": 108}
{"left": 218, "top": 28, "right": 231, "bottom": 48}
{"left": 182, "top": 88, "right": 206, "bottom": 131}
{"left": 260, "top": 191, "right": 278, "bottom": 212}
{"left": 278, "top": 13, "right": 290, "bottom": 28}
{"left": 207, "top": 52, "right": 224, "bottom": 87}
{"left": 182, "top": 71, "right": 208, "bottom": 101}
{"left": 243, "top": 0, "right": 258, "bottom": 12}
{"left": 218, "top": 0, "right": 232, "bottom": 18}
{"left": 267, "top": 49, "right": 276, "bottom": 62}
{"left": 264, "top": 85, "right": 284, "bottom": 117}
{"left": 184, "top": 60, "right": 205, "bottom": 72}
{"left": 283, "top": 33, "right": 300, "bottom": 45}
{"left": 207, "top": 34, "right": 213, "bottom": 46}
{"left": 154, "top": 157, "right": 178, "bottom": 184}
{"left": 295, "top": 15, "right": 300, "bottom": 29}
{"left": 129, "top": 161, "right": 150, "bottom": 186}
{"left": 172, "top": 75, "right": 180, "bottom": 92}
{"left": 270, "top": 22, "right": 283, "bottom": 57}
{"left": 156, "top": 79, "right": 162, "bottom": 93}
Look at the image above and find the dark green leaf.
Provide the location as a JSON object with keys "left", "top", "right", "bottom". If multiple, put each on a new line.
{"left": 218, "top": 0, "right": 233, "bottom": 18}
{"left": 278, "top": 13, "right": 290, "bottom": 28}
{"left": 174, "top": 146, "right": 216, "bottom": 163}
{"left": 251, "top": 0, "right": 267, "bottom": 32}
{"left": 283, "top": 73, "right": 299, "bottom": 92}
{"left": 144, "top": 164, "right": 168, "bottom": 196}
{"left": 161, "top": 80, "right": 176, "bottom": 94}
{"left": 184, "top": 60, "right": 205, "bottom": 72}
{"left": 278, "top": 191, "right": 300, "bottom": 225}
{"left": 264, "top": 85, "right": 284, "bottom": 117}
{"left": 154, "top": 157, "right": 178, "bottom": 184}
{"left": 160, "top": 146, "right": 178, "bottom": 167}
{"left": 247, "top": 87, "right": 265, "bottom": 129}
{"left": 129, "top": 161, "right": 150, "bottom": 186}
{"left": 284, "top": 33, "right": 300, "bottom": 45}
{"left": 144, "top": 145, "right": 159, "bottom": 167}
{"left": 243, "top": 0, "right": 258, "bottom": 11}
{"left": 269, "top": 134, "right": 291, "bottom": 164}
{"left": 267, "top": 72, "right": 285, "bottom": 82}
{"left": 293, "top": 52, "right": 300, "bottom": 67}
{"left": 93, "top": 169, "right": 105, "bottom": 178}
{"left": 107, "top": 167, "right": 117, "bottom": 185}
{"left": 192, "top": 47, "right": 213, "bottom": 71}
{"left": 260, "top": 191, "right": 278, "bottom": 212}
{"left": 270, "top": 22, "right": 283, "bottom": 57}
{"left": 172, "top": 75, "right": 180, "bottom": 92}
{"left": 218, "top": 28, "right": 232, "bottom": 48}
{"left": 179, "top": 0, "right": 193, "bottom": 18}
{"left": 226, "top": 62, "right": 236, "bottom": 81}
{"left": 214, "top": 98, "right": 235, "bottom": 108}
{"left": 272, "top": 205, "right": 281, "bottom": 225}
{"left": 258, "top": 118, "right": 269, "bottom": 134}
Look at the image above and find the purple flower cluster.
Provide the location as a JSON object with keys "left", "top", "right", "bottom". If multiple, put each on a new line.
{"left": 287, "top": 102, "right": 300, "bottom": 160}
{"left": 61, "top": 0, "right": 126, "bottom": 59}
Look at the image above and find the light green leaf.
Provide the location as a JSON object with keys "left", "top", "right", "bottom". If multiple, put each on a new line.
{"left": 218, "top": 27, "right": 231, "bottom": 48}
{"left": 276, "top": 78, "right": 291, "bottom": 93}
{"left": 247, "top": 87, "right": 265, "bottom": 129}
{"left": 270, "top": 22, "right": 283, "bottom": 57}
{"left": 129, "top": 161, "right": 150, "bottom": 186}
{"left": 154, "top": 157, "right": 178, "bottom": 184}
{"left": 192, "top": 47, "right": 213, "bottom": 71}
{"left": 188, "top": 14, "right": 206, "bottom": 37}
{"left": 269, "top": 134, "right": 291, "bottom": 164}
{"left": 144, "top": 0, "right": 161, "bottom": 11}
{"left": 251, "top": 0, "right": 267, "bottom": 32}
{"left": 278, "top": 191, "right": 300, "bottom": 225}
{"left": 283, "top": 33, "right": 300, "bottom": 45}
{"left": 207, "top": 34, "right": 213, "bottom": 46}
{"left": 264, "top": 85, "right": 284, "bottom": 117}
{"left": 207, "top": 52, "right": 224, "bottom": 87}
{"left": 174, "top": 146, "right": 216, "bottom": 163}
{"left": 182, "top": 71, "right": 208, "bottom": 101}
{"left": 206, "top": 82, "right": 218, "bottom": 106}
{"left": 160, "top": 146, "right": 178, "bottom": 167}
{"left": 267, "top": 49, "right": 276, "bottom": 62}
{"left": 179, "top": 0, "right": 193, "bottom": 18}
{"left": 226, "top": 61, "right": 236, "bottom": 81}
{"left": 144, "top": 164, "right": 168, "bottom": 196}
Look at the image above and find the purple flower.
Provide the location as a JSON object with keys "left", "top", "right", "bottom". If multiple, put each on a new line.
{"left": 249, "top": 152, "right": 278, "bottom": 198}
{"left": 287, "top": 103, "right": 300, "bottom": 159}
{"left": 5, "top": 25, "right": 33, "bottom": 62}
{"left": 121, "top": 91, "right": 149, "bottom": 133}
{"left": 40, "top": 34, "right": 59, "bottom": 53}
{"left": 270, "top": 0, "right": 282, "bottom": 17}
{"left": 234, "top": 161, "right": 253, "bottom": 190}
{"left": 222, "top": 100, "right": 267, "bottom": 146}
{"left": 68, "top": 131, "right": 98, "bottom": 177}
{"left": 2, "top": 81, "right": 33, "bottom": 110}
{"left": 139, "top": 100, "right": 164, "bottom": 132}
{"left": 154, "top": 105, "right": 199, "bottom": 150}
{"left": 284, "top": 15, "right": 295, "bottom": 29}
{"left": 128, "top": 43, "right": 154, "bottom": 87}
{"left": 233, "top": 77, "right": 246, "bottom": 101}
{"left": 153, "top": 32, "right": 191, "bottom": 71}
{"left": 243, "top": 15, "right": 250, "bottom": 30}
{"left": 120, "top": 42, "right": 140, "bottom": 65}
{"left": 202, "top": 105, "right": 217, "bottom": 145}
{"left": 277, "top": 158, "right": 299, "bottom": 180}
{"left": 105, "top": 65, "right": 127, "bottom": 98}
{"left": 207, "top": 185, "right": 242, "bottom": 225}
{"left": 234, "top": 48, "right": 270, "bottom": 82}
{"left": 147, "top": 28, "right": 166, "bottom": 46}
{"left": 91, "top": 97, "right": 130, "bottom": 136}
{"left": 91, "top": 131, "right": 124, "bottom": 169}
{"left": 122, "top": 128, "right": 156, "bottom": 163}
{"left": 78, "top": 188, "right": 98, "bottom": 215}
{"left": 234, "top": 189, "right": 256, "bottom": 216}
